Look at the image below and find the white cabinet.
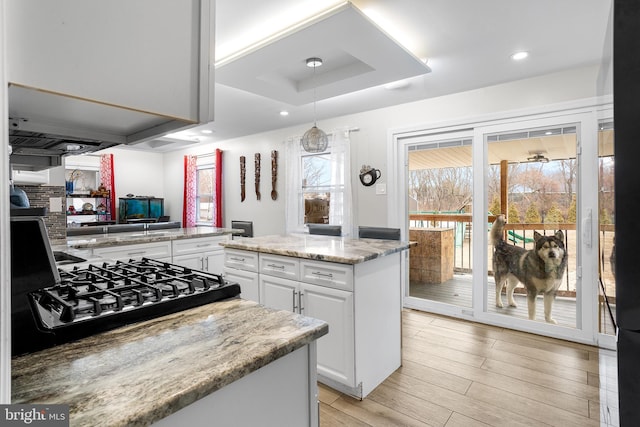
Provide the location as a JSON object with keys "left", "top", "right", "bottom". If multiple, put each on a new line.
{"left": 172, "top": 236, "right": 229, "bottom": 275}
{"left": 93, "top": 241, "right": 172, "bottom": 262}
{"left": 7, "top": 0, "right": 214, "bottom": 143}
{"left": 260, "top": 274, "right": 300, "bottom": 312}
{"left": 223, "top": 249, "right": 260, "bottom": 303}
{"left": 259, "top": 255, "right": 356, "bottom": 391}
{"left": 300, "top": 283, "right": 354, "bottom": 387}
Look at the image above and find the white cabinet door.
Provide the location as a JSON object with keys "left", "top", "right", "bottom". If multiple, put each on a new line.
{"left": 301, "top": 283, "right": 354, "bottom": 387}
{"left": 260, "top": 275, "right": 299, "bottom": 312}
{"left": 7, "top": 0, "right": 213, "bottom": 128}
{"left": 173, "top": 253, "right": 204, "bottom": 270}
{"left": 205, "top": 251, "right": 225, "bottom": 275}
{"left": 224, "top": 267, "right": 260, "bottom": 303}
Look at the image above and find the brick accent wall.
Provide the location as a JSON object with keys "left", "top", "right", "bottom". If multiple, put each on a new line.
{"left": 20, "top": 185, "right": 67, "bottom": 241}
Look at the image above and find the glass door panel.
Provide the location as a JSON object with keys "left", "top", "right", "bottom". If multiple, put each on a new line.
{"left": 485, "top": 124, "right": 578, "bottom": 328}
{"left": 598, "top": 120, "right": 616, "bottom": 335}
{"left": 407, "top": 133, "right": 473, "bottom": 308}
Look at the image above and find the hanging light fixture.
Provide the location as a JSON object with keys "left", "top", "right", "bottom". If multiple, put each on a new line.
{"left": 301, "top": 57, "right": 328, "bottom": 153}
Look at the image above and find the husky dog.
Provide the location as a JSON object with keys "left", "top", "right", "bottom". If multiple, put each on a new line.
{"left": 491, "top": 215, "right": 567, "bottom": 324}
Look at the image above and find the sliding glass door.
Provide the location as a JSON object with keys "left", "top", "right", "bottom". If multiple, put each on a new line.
{"left": 397, "top": 107, "right": 607, "bottom": 345}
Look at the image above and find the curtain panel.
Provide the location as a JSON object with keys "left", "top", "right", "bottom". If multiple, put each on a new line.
{"left": 183, "top": 155, "right": 197, "bottom": 227}
{"left": 99, "top": 154, "right": 116, "bottom": 221}
{"left": 214, "top": 149, "right": 223, "bottom": 227}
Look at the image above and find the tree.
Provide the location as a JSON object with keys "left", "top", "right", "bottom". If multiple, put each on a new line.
{"left": 508, "top": 204, "right": 521, "bottom": 223}
{"left": 566, "top": 195, "right": 577, "bottom": 223}
{"left": 545, "top": 203, "right": 565, "bottom": 223}
{"left": 524, "top": 203, "right": 541, "bottom": 223}
{"left": 600, "top": 208, "right": 612, "bottom": 225}
{"left": 489, "top": 197, "right": 501, "bottom": 216}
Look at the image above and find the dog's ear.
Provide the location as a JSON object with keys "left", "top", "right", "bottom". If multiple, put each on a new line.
{"left": 533, "top": 231, "right": 542, "bottom": 241}
{"left": 554, "top": 230, "right": 564, "bottom": 241}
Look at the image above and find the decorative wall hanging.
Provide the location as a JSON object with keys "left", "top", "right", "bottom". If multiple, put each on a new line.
{"left": 240, "top": 156, "right": 246, "bottom": 202}
{"left": 255, "top": 153, "right": 261, "bottom": 200}
{"left": 271, "top": 150, "right": 278, "bottom": 200}
{"left": 359, "top": 165, "right": 381, "bottom": 187}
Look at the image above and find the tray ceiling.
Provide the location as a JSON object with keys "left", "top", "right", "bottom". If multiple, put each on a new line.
{"left": 215, "top": 2, "right": 430, "bottom": 106}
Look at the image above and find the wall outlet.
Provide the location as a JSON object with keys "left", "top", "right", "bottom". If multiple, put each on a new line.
{"left": 376, "top": 183, "right": 387, "bottom": 195}
{"left": 49, "top": 197, "right": 63, "bottom": 212}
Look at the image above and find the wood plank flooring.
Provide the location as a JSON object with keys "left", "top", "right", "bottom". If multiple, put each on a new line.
{"left": 318, "top": 309, "right": 619, "bottom": 427}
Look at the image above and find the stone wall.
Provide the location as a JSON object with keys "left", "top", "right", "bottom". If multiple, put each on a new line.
{"left": 18, "top": 185, "right": 66, "bottom": 241}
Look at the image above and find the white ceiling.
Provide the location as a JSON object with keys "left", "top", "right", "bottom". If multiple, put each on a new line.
{"left": 136, "top": 0, "right": 612, "bottom": 151}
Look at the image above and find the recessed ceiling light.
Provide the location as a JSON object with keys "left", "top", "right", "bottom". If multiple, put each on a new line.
{"left": 201, "top": 129, "right": 213, "bottom": 134}
{"left": 280, "top": 111, "right": 289, "bottom": 116}
{"left": 511, "top": 51, "right": 529, "bottom": 61}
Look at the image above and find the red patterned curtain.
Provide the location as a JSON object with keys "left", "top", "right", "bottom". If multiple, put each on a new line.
{"left": 214, "top": 149, "right": 223, "bottom": 227}
{"left": 99, "top": 154, "right": 116, "bottom": 221}
{"left": 183, "top": 155, "right": 197, "bottom": 227}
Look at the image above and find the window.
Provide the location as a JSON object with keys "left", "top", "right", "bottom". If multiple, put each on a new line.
{"left": 285, "top": 129, "right": 353, "bottom": 235}
{"left": 303, "top": 152, "right": 332, "bottom": 224}
{"left": 196, "top": 165, "right": 215, "bottom": 223}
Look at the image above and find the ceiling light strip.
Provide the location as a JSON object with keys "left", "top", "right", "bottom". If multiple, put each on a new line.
{"left": 215, "top": 1, "right": 349, "bottom": 68}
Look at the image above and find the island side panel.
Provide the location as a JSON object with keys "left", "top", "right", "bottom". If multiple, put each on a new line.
{"left": 354, "top": 252, "right": 402, "bottom": 398}
{"left": 152, "top": 344, "right": 318, "bottom": 427}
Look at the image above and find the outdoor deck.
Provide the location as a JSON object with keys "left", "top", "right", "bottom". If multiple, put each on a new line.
{"left": 410, "top": 273, "right": 617, "bottom": 334}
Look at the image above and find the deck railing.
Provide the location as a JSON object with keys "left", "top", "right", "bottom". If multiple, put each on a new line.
{"left": 409, "top": 213, "right": 616, "bottom": 295}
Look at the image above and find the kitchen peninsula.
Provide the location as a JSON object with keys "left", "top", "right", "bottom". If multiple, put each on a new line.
{"left": 221, "top": 233, "right": 413, "bottom": 399}
{"left": 11, "top": 299, "right": 328, "bottom": 426}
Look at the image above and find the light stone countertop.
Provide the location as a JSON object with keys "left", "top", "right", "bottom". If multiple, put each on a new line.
{"left": 11, "top": 298, "right": 328, "bottom": 427}
{"left": 220, "top": 233, "right": 415, "bottom": 264}
{"left": 55, "top": 227, "right": 236, "bottom": 250}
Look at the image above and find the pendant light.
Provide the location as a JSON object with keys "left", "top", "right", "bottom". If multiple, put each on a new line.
{"left": 301, "top": 57, "right": 328, "bottom": 153}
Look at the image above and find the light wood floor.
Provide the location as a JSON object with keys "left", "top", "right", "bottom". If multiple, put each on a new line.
{"left": 318, "top": 309, "right": 619, "bottom": 427}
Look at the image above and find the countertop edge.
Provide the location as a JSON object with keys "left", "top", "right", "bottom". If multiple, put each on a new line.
{"left": 220, "top": 236, "right": 415, "bottom": 265}
{"left": 11, "top": 300, "right": 329, "bottom": 427}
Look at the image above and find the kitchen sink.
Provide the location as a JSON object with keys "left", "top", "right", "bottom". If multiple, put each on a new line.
{"left": 53, "top": 251, "right": 86, "bottom": 265}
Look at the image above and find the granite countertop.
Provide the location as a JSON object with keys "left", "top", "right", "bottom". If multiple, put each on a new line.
{"left": 220, "top": 233, "right": 415, "bottom": 264}
{"left": 57, "top": 227, "right": 236, "bottom": 250}
{"left": 11, "top": 299, "right": 328, "bottom": 427}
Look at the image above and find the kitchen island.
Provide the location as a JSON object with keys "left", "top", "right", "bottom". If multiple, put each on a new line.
{"left": 53, "top": 226, "right": 237, "bottom": 277}
{"left": 11, "top": 299, "right": 328, "bottom": 426}
{"left": 221, "top": 234, "right": 413, "bottom": 399}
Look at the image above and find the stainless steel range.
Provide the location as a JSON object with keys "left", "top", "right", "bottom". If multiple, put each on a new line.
{"left": 10, "top": 217, "right": 240, "bottom": 356}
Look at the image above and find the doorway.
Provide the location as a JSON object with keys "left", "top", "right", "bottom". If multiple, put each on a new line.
{"left": 391, "top": 104, "right": 610, "bottom": 346}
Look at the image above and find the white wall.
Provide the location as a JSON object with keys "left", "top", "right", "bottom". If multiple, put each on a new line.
{"left": 102, "top": 147, "right": 166, "bottom": 214}
{"left": 163, "top": 65, "right": 606, "bottom": 235}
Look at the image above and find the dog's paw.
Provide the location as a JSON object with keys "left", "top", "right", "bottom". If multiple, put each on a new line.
{"left": 496, "top": 299, "right": 504, "bottom": 308}
{"left": 508, "top": 299, "right": 518, "bottom": 308}
{"left": 546, "top": 317, "right": 558, "bottom": 325}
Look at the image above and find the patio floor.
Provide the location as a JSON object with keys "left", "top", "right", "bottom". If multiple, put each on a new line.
{"left": 409, "top": 273, "right": 617, "bottom": 334}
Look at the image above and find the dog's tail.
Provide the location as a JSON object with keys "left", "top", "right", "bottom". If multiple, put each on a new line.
{"left": 490, "top": 214, "right": 506, "bottom": 246}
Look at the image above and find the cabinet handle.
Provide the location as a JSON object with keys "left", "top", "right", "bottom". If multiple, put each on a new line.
{"left": 292, "top": 290, "right": 298, "bottom": 311}
{"left": 230, "top": 257, "right": 245, "bottom": 262}
{"left": 204, "top": 258, "right": 209, "bottom": 270}
{"left": 267, "top": 263, "right": 285, "bottom": 270}
{"left": 312, "top": 271, "right": 333, "bottom": 279}
{"left": 196, "top": 243, "right": 211, "bottom": 248}
{"left": 299, "top": 291, "right": 304, "bottom": 313}
{"left": 127, "top": 251, "right": 146, "bottom": 256}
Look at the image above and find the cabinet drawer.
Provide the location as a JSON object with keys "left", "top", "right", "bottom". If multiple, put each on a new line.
{"left": 93, "top": 241, "right": 172, "bottom": 261}
{"left": 224, "top": 249, "right": 259, "bottom": 272}
{"left": 172, "top": 235, "right": 228, "bottom": 256}
{"left": 300, "top": 260, "right": 353, "bottom": 291}
{"left": 259, "top": 254, "right": 300, "bottom": 281}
